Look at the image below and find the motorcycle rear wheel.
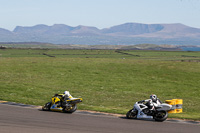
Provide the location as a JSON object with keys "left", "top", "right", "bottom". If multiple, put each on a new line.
{"left": 126, "top": 109, "right": 137, "bottom": 119}
{"left": 63, "top": 104, "right": 77, "bottom": 113}
{"left": 154, "top": 110, "right": 168, "bottom": 122}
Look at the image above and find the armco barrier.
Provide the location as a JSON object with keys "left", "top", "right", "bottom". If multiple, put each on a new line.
{"left": 165, "top": 99, "right": 183, "bottom": 113}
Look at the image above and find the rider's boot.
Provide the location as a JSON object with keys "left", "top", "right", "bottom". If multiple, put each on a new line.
{"left": 137, "top": 111, "right": 152, "bottom": 119}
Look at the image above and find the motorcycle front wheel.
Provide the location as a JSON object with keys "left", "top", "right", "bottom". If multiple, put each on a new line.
{"left": 126, "top": 109, "right": 137, "bottom": 119}
{"left": 154, "top": 110, "right": 168, "bottom": 122}
{"left": 42, "top": 102, "right": 51, "bottom": 111}
{"left": 63, "top": 104, "right": 77, "bottom": 113}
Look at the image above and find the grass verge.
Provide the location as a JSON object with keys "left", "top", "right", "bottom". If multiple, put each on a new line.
{"left": 0, "top": 49, "right": 200, "bottom": 120}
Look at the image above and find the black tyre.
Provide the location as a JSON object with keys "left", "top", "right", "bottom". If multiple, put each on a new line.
{"left": 154, "top": 110, "right": 168, "bottom": 122}
{"left": 126, "top": 109, "right": 137, "bottom": 119}
{"left": 42, "top": 102, "right": 51, "bottom": 111}
{"left": 63, "top": 104, "right": 77, "bottom": 113}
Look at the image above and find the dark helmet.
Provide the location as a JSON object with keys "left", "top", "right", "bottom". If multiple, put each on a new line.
{"left": 150, "top": 94, "right": 157, "bottom": 102}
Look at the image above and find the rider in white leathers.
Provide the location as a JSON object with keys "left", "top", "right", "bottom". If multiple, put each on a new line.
{"left": 62, "top": 91, "right": 73, "bottom": 100}
{"left": 134, "top": 94, "right": 162, "bottom": 118}
{"left": 56, "top": 91, "right": 73, "bottom": 107}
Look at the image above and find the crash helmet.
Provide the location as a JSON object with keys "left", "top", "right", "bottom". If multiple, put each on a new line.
{"left": 64, "top": 91, "right": 70, "bottom": 97}
{"left": 150, "top": 94, "right": 157, "bottom": 102}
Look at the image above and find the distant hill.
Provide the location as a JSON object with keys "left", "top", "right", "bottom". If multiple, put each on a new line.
{"left": 101, "top": 23, "right": 164, "bottom": 35}
{"left": 1, "top": 23, "right": 200, "bottom": 45}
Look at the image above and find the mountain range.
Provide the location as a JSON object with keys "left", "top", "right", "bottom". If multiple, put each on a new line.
{"left": 1, "top": 23, "right": 200, "bottom": 45}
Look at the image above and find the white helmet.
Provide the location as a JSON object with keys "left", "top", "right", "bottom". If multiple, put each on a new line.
{"left": 150, "top": 94, "right": 157, "bottom": 102}
{"left": 64, "top": 91, "right": 70, "bottom": 97}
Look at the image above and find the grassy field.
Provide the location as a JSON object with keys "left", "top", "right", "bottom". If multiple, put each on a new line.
{"left": 0, "top": 48, "right": 200, "bottom": 120}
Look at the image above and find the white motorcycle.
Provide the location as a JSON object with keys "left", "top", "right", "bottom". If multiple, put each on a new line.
{"left": 126, "top": 101, "right": 172, "bottom": 122}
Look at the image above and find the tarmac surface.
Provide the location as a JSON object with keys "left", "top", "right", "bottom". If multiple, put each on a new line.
{"left": 0, "top": 102, "right": 199, "bottom": 133}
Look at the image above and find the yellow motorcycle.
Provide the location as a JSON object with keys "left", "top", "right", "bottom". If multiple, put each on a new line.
{"left": 42, "top": 94, "right": 82, "bottom": 113}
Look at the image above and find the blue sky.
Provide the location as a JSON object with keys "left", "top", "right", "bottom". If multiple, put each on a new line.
{"left": 1, "top": 0, "right": 200, "bottom": 31}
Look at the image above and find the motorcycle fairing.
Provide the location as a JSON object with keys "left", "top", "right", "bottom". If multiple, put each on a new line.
{"left": 156, "top": 103, "right": 172, "bottom": 111}
{"left": 50, "top": 104, "right": 63, "bottom": 111}
{"left": 67, "top": 98, "right": 82, "bottom": 104}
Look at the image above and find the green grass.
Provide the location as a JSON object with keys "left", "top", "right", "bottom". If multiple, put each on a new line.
{"left": 0, "top": 48, "right": 200, "bottom": 120}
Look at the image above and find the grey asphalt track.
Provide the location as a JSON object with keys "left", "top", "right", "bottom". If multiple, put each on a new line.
{"left": 0, "top": 103, "right": 199, "bottom": 133}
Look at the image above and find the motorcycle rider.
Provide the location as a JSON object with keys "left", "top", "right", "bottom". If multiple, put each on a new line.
{"left": 134, "top": 94, "right": 162, "bottom": 118}
{"left": 62, "top": 91, "right": 73, "bottom": 100}
{"left": 55, "top": 91, "right": 73, "bottom": 107}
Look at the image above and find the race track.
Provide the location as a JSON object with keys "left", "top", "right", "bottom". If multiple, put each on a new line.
{"left": 0, "top": 103, "right": 199, "bottom": 133}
